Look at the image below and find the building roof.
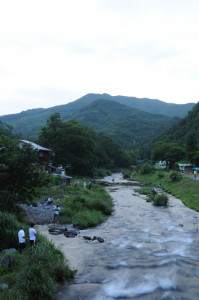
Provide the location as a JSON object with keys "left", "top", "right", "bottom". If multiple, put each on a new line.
{"left": 20, "top": 140, "right": 51, "bottom": 152}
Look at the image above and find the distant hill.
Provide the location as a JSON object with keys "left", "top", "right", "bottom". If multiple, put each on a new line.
{"left": 68, "top": 99, "right": 180, "bottom": 150}
{"left": 0, "top": 93, "right": 195, "bottom": 141}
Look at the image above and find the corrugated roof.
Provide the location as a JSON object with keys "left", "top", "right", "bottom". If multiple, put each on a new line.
{"left": 20, "top": 140, "right": 51, "bottom": 152}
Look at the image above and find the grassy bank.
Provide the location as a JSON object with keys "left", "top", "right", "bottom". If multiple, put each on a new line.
{"left": 0, "top": 178, "right": 113, "bottom": 299}
{"left": 0, "top": 212, "right": 74, "bottom": 300}
{"left": 132, "top": 167, "right": 199, "bottom": 211}
{"left": 34, "top": 178, "right": 114, "bottom": 229}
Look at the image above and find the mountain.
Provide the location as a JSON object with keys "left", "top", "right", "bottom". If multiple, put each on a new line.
{"left": 0, "top": 93, "right": 195, "bottom": 140}
{"left": 155, "top": 101, "right": 199, "bottom": 144}
{"left": 69, "top": 99, "right": 180, "bottom": 150}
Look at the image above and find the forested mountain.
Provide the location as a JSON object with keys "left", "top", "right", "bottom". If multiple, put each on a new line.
{"left": 70, "top": 100, "right": 180, "bottom": 150}
{"left": 155, "top": 101, "right": 199, "bottom": 144}
{"left": 0, "top": 93, "right": 194, "bottom": 140}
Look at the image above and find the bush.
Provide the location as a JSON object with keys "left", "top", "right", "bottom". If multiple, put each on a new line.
{"left": 72, "top": 209, "right": 106, "bottom": 229}
{"left": 169, "top": 171, "right": 182, "bottom": 182}
{"left": 122, "top": 169, "right": 132, "bottom": 179}
{"left": 153, "top": 194, "right": 168, "bottom": 206}
{"left": 140, "top": 162, "right": 155, "bottom": 175}
{"left": 157, "top": 172, "right": 165, "bottom": 179}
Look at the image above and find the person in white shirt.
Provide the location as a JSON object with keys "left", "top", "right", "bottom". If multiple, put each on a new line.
{"left": 53, "top": 205, "right": 60, "bottom": 223}
{"left": 29, "top": 223, "right": 37, "bottom": 247}
{"left": 18, "top": 226, "right": 26, "bottom": 253}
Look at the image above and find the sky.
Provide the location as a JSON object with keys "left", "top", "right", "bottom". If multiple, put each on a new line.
{"left": 1, "top": 0, "right": 199, "bottom": 116}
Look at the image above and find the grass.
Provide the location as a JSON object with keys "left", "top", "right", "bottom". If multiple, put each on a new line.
{"left": 132, "top": 169, "right": 199, "bottom": 211}
{"left": 0, "top": 224, "right": 75, "bottom": 300}
{"left": 58, "top": 181, "right": 114, "bottom": 229}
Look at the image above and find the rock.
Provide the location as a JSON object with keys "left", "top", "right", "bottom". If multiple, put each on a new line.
{"left": 64, "top": 231, "right": 76, "bottom": 238}
{"left": 83, "top": 236, "right": 92, "bottom": 240}
{"left": 68, "top": 229, "right": 78, "bottom": 236}
{"left": 50, "top": 232, "right": 63, "bottom": 235}
{"left": 32, "top": 202, "right": 38, "bottom": 207}
{"left": 97, "top": 237, "right": 104, "bottom": 243}
{"left": 0, "top": 256, "right": 13, "bottom": 269}
{"left": 2, "top": 248, "right": 17, "bottom": 254}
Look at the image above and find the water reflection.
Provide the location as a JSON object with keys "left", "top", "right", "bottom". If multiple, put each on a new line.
{"left": 53, "top": 173, "right": 199, "bottom": 300}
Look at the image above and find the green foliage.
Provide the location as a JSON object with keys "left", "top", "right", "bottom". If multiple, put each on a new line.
{"left": 151, "top": 141, "right": 186, "bottom": 168}
{"left": 169, "top": 171, "right": 182, "bottom": 182}
{"left": 0, "top": 136, "right": 42, "bottom": 208}
{"left": 122, "top": 169, "right": 132, "bottom": 179}
{"left": 59, "top": 182, "right": 113, "bottom": 228}
{"left": 132, "top": 169, "right": 199, "bottom": 212}
{"left": 140, "top": 162, "right": 155, "bottom": 175}
{"left": 0, "top": 230, "right": 74, "bottom": 300}
{"left": 38, "top": 114, "right": 133, "bottom": 175}
{"left": 0, "top": 211, "right": 21, "bottom": 251}
{"left": 153, "top": 194, "right": 168, "bottom": 206}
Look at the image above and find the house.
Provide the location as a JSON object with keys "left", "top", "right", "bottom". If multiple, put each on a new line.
{"left": 20, "top": 140, "right": 51, "bottom": 171}
{"left": 178, "top": 163, "right": 193, "bottom": 172}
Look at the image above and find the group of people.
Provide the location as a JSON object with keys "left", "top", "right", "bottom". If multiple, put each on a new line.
{"left": 18, "top": 223, "right": 37, "bottom": 254}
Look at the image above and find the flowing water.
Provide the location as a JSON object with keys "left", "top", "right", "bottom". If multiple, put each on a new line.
{"left": 39, "top": 173, "right": 199, "bottom": 300}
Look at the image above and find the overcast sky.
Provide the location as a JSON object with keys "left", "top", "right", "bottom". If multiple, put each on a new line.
{"left": 1, "top": 0, "right": 199, "bottom": 116}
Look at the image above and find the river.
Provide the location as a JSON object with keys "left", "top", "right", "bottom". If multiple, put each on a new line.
{"left": 37, "top": 173, "right": 199, "bottom": 300}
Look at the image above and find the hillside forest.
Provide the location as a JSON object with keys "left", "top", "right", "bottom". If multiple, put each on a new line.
{"left": 1, "top": 93, "right": 199, "bottom": 209}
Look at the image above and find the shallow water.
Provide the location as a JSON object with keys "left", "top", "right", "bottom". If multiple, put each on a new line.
{"left": 40, "top": 173, "right": 199, "bottom": 300}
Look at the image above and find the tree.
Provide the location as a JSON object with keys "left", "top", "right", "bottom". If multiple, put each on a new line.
{"left": 0, "top": 135, "right": 41, "bottom": 209}
{"left": 151, "top": 141, "right": 186, "bottom": 168}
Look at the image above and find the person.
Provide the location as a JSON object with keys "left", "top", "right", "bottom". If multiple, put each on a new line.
{"left": 29, "top": 223, "right": 37, "bottom": 247}
{"left": 53, "top": 204, "right": 60, "bottom": 223}
{"left": 194, "top": 170, "right": 197, "bottom": 178}
{"left": 152, "top": 187, "right": 157, "bottom": 196}
{"left": 84, "top": 180, "right": 86, "bottom": 189}
{"left": 18, "top": 226, "right": 26, "bottom": 254}
{"left": 89, "top": 182, "right": 92, "bottom": 190}
{"left": 47, "top": 197, "right": 53, "bottom": 205}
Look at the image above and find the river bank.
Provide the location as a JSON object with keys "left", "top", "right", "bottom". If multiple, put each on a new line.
{"left": 37, "top": 173, "right": 199, "bottom": 300}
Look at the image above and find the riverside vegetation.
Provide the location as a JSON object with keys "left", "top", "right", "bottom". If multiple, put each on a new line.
{"left": 0, "top": 177, "right": 113, "bottom": 300}
{"left": 128, "top": 162, "right": 199, "bottom": 211}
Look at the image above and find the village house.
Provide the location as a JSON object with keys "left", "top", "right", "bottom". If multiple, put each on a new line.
{"left": 20, "top": 140, "right": 51, "bottom": 171}
{"left": 178, "top": 163, "right": 193, "bottom": 172}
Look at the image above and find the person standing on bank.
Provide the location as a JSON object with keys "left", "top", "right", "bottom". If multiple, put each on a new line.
{"left": 18, "top": 226, "right": 26, "bottom": 254}
{"left": 53, "top": 204, "right": 60, "bottom": 223}
{"left": 29, "top": 223, "right": 37, "bottom": 247}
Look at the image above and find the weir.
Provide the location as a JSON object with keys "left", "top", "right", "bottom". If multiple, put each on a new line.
{"left": 38, "top": 173, "right": 199, "bottom": 300}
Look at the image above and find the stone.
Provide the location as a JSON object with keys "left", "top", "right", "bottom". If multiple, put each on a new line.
{"left": 64, "top": 232, "right": 76, "bottom": 238}
{"left": 2, "top": 248, "right": 17, "bottom": 254}
{"left": 83, "top": 236, "right": 92, "bottom": 240}
{"left": 0, "top": 256, "right": 13, "bottom": 269}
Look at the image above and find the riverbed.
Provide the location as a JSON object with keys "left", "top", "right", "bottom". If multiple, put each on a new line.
{"left": 37, "top": 173, "right": 199, "bottom": 299}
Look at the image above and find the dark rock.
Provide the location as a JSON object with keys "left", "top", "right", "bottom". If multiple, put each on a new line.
{"left": 68, "top": 229, "right": 78, "bottom": 236}
{"left": 179, "top": 224, "right": 184, "bottom": 227}
{"left": 92, "top": 236, "right": 98, "bottom": 241}
{"left": 32, "top": 202, "right": 38, "bottom": 207}
{"left": 97, "top": 237, "right": 104, "bottom": 243}
{"left": 0, "top": 256, "right": 13, "bottom": 269}
{"left": 50, "top": 232, "right": 63, "bottom": 235}
{"left": 2, "top": 248, "right": 17, "bottom": 254}
{"left": 83, "top": 236, "right": 92, "bottom": 240}
{"left": 64, "top": 232, "right": 76, "bottom": 238}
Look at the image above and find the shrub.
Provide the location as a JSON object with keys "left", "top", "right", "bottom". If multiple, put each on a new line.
{"left": 122, "top": 169, "right": 132, "bottom": 179}
{"left": 140, "top": 162, "right": 155, "bottom": 175}
{"left": 153, "top": 194, "right": 168, "bottom": 206}
{"left": 157, "top": 172, "right": 165, "bottom": 179}
{"left": 169, "top": 171, "right": 182, "bottom": 182}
